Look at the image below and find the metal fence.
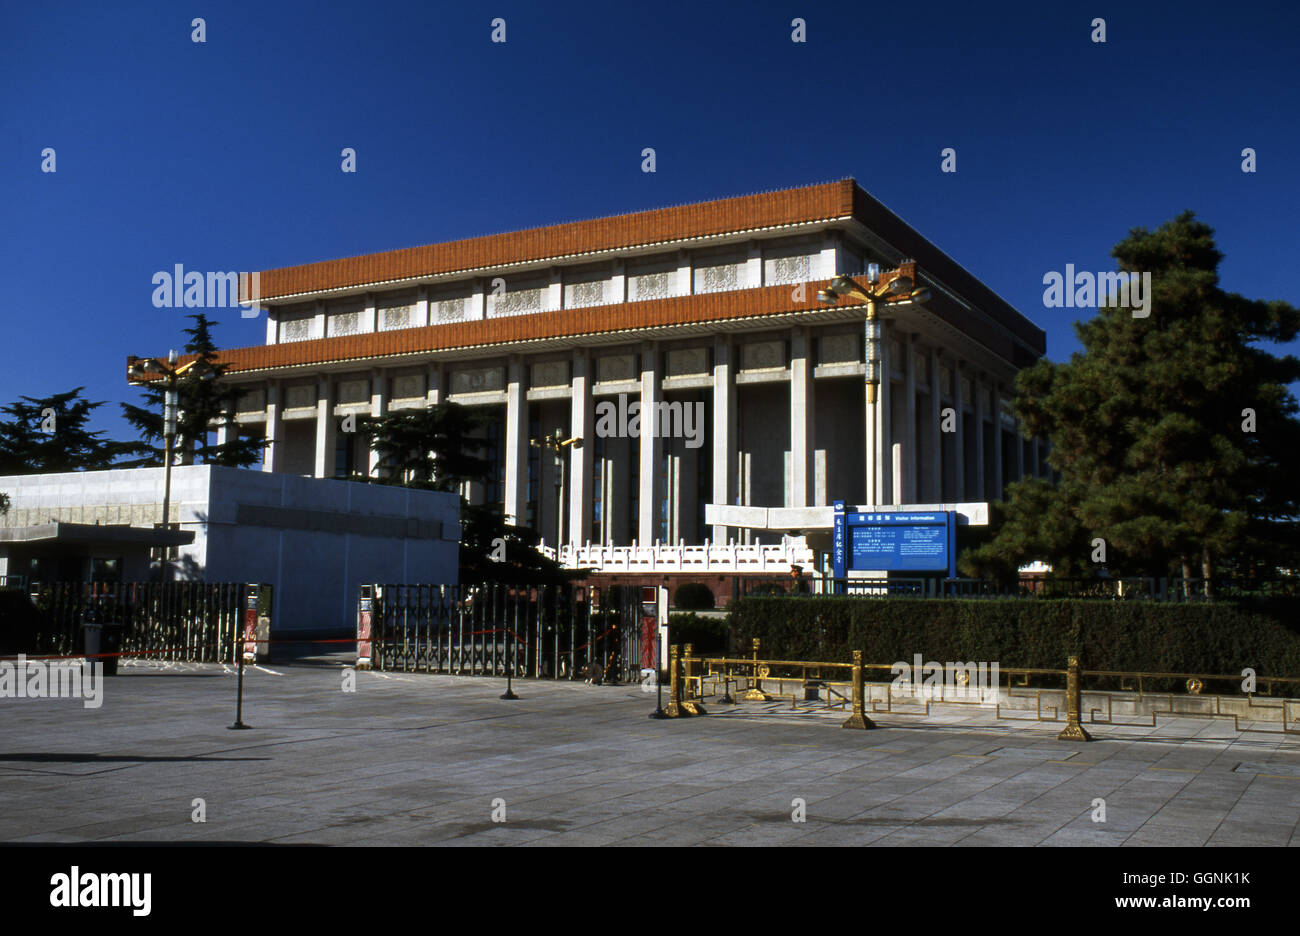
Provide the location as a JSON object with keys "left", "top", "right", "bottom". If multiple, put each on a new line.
{"left": 1, "top": 581, "right": 249, "bottom": 663}
{"left": 734, "top": 574, "right": 1298, "bottom": 601}
{"left": 362, "top": 582, "right": 647, "bottom": 683}
{"left": 669, "top": 641, "right": 1300, "bottom": 738}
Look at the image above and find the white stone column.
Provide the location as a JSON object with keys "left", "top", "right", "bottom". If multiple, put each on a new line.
{"left": 363, "top": 293, "right": 377, "bottom": 333}
{"left": 313, "top": 376, "right": 336, "bottom": 479}
{"left": 789, "top": 327, "right": 814, "bottom": 508}
{"left": 263, "top": 381, "right": 283, "bottom": 473}
{"left": 746, "top": 242, "right": 763, "bottom": 289}
{"left": 312, "top": 300, "right": 325, "bottom": 340}
{"left": 470, "top": 279, "right": 487, "bottom": 321}
{"left": 504, "top": 358, "right": 528, "bottom": 525}
{"left": 548, "top": 267, "right": 563, "bottom": 311}
{"left": 416, "top": 287, "right": 430, "bottom": 327}
{"left": 611, "top": 259, "right": 626, "bottom": 304}
{"left": 819, "top": 233, "right": 840, "bottom": 279}
{"left": 676, "top": 251, "right": 692, "bottom": 297}
{"left": 568, "top": 352, "right": 593, "bottom": 548}
{"left": 265, "top": 313, "right": 278, "bottom": 345}
{"left": 368, "top": 369, "right": 387, "bottom": 477}
{"left": 712, "top": 338, "right": 736, "bottom": 542}
{"left": 638, "top": 345, "right": 661, "bottom": 544}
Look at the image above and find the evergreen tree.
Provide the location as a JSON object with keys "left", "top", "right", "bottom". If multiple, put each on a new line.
{"left": 120, "top": 313, "right": 264, "bottom": 467}
{"left": 0, "top": 388, "right": 151, "bottom": 474}
{"left": 360, "top": 404, "right": 578, "bottom": 584}
{"left": 361, "top": 404, "right": 493, "bottom": 490}
{"left": 962, "top": 212, "right": 1300, "bottom": 587}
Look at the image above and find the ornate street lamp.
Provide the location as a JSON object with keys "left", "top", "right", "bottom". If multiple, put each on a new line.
{"left": 816, "top": 263, "right": 930, "bottom": 404}
{"left": 127, "top": 349, "right": 216, "bottom": 580}
{"left": 529, "top": 428, "right": 583, "bottom": 561}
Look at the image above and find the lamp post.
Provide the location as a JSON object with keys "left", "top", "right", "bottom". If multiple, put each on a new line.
{"left": 817, "top": 264, "right": 930, "bottom": 506}
{"left": 529, "top": 428, "right": 583, "bottom": 562}
{"left": 127, "top": 350, "right": 216, "bottom": 580}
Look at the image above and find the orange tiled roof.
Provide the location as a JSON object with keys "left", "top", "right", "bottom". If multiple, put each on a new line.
{"left": 134, "top": 182, "right": 1046, "bottom": 381}
{"left": 243, "top": 180, "right": 857, "bottom": 302}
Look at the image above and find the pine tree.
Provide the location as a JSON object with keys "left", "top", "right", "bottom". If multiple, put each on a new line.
{"left": 962, "top": 212, "right": 1300, "bottom": 588}
{"left": 360, "top": 403, "right": 577, "bottom": 584}
{"left": 120, "top": 313, "right": 265, "bottom": 467}
{"left": 0, "top": 388, "right": 151, "bottom": 474}
{"left": 361, "top": 404, "right": 493, "bottom": 490}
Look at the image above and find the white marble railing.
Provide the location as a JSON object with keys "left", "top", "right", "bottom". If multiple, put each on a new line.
{"left": 536, "top": 538, "right": 816, "bottom": 574}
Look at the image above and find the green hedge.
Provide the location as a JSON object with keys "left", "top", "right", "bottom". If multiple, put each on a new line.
{"left": 667, "top": 612, "right": 730, "bottom": 655}
{"left": 725, "top": 597, "right": 1300, "bottom": 677}
{"left": 672, "top": 583, "right": 716, "bottom": 610}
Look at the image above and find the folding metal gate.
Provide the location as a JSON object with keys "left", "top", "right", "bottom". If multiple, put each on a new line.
{"left": 363, "top": 582, "right": 646, "bottom": 683}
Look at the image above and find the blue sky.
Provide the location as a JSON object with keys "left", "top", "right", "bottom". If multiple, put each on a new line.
{"left": 3, "top": 0, "right": 1298, "bottom": 438}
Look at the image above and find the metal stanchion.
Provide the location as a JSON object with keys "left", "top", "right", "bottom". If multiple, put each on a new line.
{"left": 663, "top": 645, "right": 690, "bottom": 718}
{"left": 680, "top": 644, "right": 706, "bottom": 715}
{"left": 229, "top": 636, "right": 251, "bottom": 730}
{"left": 841, "top": 650, "right": 876, "bottom": 730}
{"left": 229, "top": 588, "right": 257, "bottom": 729}
{"left": 501, "top": 612, "right": 519, "bottom": 700}
{"left": 742, "top": 637, "right": 771, "bottom": 701}
{"left": 649, "top": 608, "right": 667, "bottom": 719}
{"left": 1057, "top": 655, "right": 1092, "bottom": 741}
{"left": 719, "top": 674, "right": 736, "bottom": 705}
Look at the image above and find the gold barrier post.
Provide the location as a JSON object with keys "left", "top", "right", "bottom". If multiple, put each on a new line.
{"left": 681, "top": 644, "right": 707, "bottom": 716}
{"left": 1057, "top": 655, "right": 1093, "bottom": 741}
{"left": 665, "top": 644, "right": 690, "bottom": 718}
{"left": 743, "top": 637, "right": 772, "bottom": 701}
{"left": 842, "top": 650, "right": 876, "bottom": 730}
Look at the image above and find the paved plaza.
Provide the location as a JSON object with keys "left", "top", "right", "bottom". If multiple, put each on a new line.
{"left": 2, "top": 657, "right": 1298, "bottom": 846}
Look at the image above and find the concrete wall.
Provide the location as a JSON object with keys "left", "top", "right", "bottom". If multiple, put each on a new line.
{"left": 0, "top": 465, "right": 459, "bottom": 634}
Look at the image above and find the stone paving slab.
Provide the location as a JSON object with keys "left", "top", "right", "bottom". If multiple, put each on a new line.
{"left": 1, "top": 657, "right": 1298, "bottom": 846}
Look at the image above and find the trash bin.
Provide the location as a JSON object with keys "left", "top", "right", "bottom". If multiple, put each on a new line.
{"left": 82, "top": 614, "right": 120, "bottom": 676}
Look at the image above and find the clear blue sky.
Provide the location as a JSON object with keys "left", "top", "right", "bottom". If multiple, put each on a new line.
{"left": 3, "top": 0, "right": 1298, "bottom": 439}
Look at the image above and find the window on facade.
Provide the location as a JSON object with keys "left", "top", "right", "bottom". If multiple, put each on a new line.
{"left": 335, "top": 432, "right": 360, "bottom": 479}
{"left": 486, "top": 418, "right": 504, "bottom": 507}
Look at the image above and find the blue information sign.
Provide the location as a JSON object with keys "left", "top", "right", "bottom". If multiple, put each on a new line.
{"left": 832, "top": 502, "right": 956, "bottom": 579}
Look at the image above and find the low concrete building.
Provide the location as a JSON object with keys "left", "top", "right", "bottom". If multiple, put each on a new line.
{"left": 0, "top": 466, "right": 460, "bottom": 633}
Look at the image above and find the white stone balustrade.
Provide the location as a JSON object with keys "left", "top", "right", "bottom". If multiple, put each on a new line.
{"left": 536, "top": 538, "right": 815, "bottom": 574}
